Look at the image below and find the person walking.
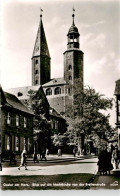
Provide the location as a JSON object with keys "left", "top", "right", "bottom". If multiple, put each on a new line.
{"left": 33, "top": 151, "right": 38, "bottom": 163}
{"left": 18, "top": 150, "right": 28, "bottom": 170}
{"left": 73, "top": 148, "right": 76, "bottom": 157}
{"left": 112, "top": 147, "right": 119, "bottom": 169}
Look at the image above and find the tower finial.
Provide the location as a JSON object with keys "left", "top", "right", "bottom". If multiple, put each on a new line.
{"left": 72, "top": 7, "right": 75, "bottom": 25}
{"left": 40, "top": 8, "right": 43, "bottom": 18}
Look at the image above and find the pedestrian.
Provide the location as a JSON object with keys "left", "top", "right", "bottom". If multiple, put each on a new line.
{"left": 10, "top": 151, "right": 17, "bottom": 165}
{"left": 33, "top": 151, "right": 38, "bottom": 163}
{"left": 46, "top": 148, "right": 49, "bottom": 156}
{"left": 112, "top": 147, "right": 119, "bottom": 169}
{"left": 73, "top": 148, "right": 76, "bottom": 157}
{"left": 41, "top": 150, "right": 46, "bottom": 161}
{"left": 58, "top": 148, "right": 62, "bottom": 157}
{"left": 18, "top": 150, "right": 28, "bottom": 170}
{"left": 97, "top": 145, "right": 113, "bottom": 175}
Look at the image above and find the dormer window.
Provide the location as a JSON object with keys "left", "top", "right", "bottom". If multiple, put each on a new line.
{"left": 17, "top": 92, "right": 23, "bottom": 97}
{"left": 7, "top": 113, "right": 11, "bottom": 125}
{"left": 16, "top": 115, "right": 20, "bottom": 126}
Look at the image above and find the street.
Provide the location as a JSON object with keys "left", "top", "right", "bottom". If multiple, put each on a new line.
{"left": 0, "top": 156, "right": 98, "bottom": 176}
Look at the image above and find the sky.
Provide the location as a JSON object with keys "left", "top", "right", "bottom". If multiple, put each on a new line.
{"left": 0, "top": 0, "right": 120, "bottom": 126}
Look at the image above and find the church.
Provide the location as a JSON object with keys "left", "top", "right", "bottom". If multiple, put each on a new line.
{"left": 7, "top": 11, "right": 84, "bottom": 116}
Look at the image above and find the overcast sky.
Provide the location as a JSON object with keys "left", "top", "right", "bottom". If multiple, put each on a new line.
{"left": 0, "top": 0, "right": 120, "bottom": 126}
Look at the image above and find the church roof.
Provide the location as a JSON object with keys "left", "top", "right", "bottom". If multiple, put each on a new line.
{"left": 4, "top": 92, "right": 34, "bottom": 115}
{"left": 6, "top": 85, "right": 41, "bottom": 100}
{"left": 42, "top": 78, "right": 66, "bottom": 87}
{"left": 68, "top": 24, "right": 79, "bottom": 34}
{"left": 67, "top": 13, "right": 79, "bottom": 36}
{"left": 0, "top": 86, "right": 33, "bottom": 115}
{"left": 32, "top": 16, "right": 50, "bottom": 58}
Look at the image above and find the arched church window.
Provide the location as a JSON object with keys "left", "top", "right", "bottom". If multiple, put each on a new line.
{"left": 54, "top": 87, "right": 61, "bottom": 95}
{"left": 68, "top": 65, "right": 72, "bottom": 70}
{"left": 69, "top": 76, "right": 72, "bottom": 80}
{"left": 46, "top": 88, "right": 52, "bottom": 96}
{"left": 35, "top": 59, "right": 38, "bottom": 64}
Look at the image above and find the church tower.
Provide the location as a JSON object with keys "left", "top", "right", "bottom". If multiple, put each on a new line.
{"left": 32, "top": 14, "right": 51, "bottom": 86}
{"left": 63, "top": 12, "right": 84, "bottom": 88}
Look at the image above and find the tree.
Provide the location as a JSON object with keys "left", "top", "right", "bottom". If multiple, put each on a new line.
{"left": 65, "top": 79, "right": 113, "bottom": 153}
{"left": 23, "top": 87, "right": 51, "bottom": 152}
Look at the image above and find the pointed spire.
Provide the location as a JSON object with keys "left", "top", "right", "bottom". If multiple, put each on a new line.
{"left": 32, "top": 10, "right": 50, "bottom": 58}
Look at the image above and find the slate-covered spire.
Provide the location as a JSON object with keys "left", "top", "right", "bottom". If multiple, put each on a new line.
{"left": 32, "top": 13, "right": 51, "bottom": 86}
{"left": 32, "top": 15, "right": 50, "bottom": 58}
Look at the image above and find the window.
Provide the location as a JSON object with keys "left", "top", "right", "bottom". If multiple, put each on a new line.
{"left": 35, "top": 80, "right": 38, "bottom": 85}
{"left": 7, "top": 113, "right": 11, "bottom": 125}
{"left": 118, "top": 100, "right": 120, "bottom": 111}
{"left": 24, "top": 117, "right": 27, "bottom": 128}
{"left": 68, "top": 88, "right": 71, "bottom": 94}
{"left": 118, "top": 115, "right": 120, "bottom": 122}
{"left": 16, "top": 115, "right": 20, "bottom": 126}
{"left": 69, "top": 76, "right": 72, "bottom": 80}
{"left": 24, "top": 138, "right": 28, "bottom": 151}
{"left": 35, "top": 70, "right": 38, "bottom": 74}
{"left": 54, "top": 87, "right": 61, "bottom": 95}
{"left": 68, "top": 65, "right": 72, "bottom": 70}
{"left": 46, "top": 88, "right": 52, "bottom": 96}
{"left": 7, "top": 136, "right": 11, "bottom": 150}
{"left": 35, "top": 59, "right": 38, "bottom": 64}
{"left": 53, "top": 121, "right": 55, "bottom": 129}
{"left": 16, "top": 137, "right": 20, "bottom": 151}
{"left": 55, "top": 121, "right": 58, "bottom": 129}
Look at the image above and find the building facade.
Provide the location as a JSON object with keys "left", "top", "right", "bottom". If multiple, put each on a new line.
{"left": 114, "top": 79, "right": 120, "bottom": 149}
{"left": 0, "top": 86, "right": 34, "bottom": 158}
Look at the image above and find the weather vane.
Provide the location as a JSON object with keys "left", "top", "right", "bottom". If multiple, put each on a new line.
{"left": 72, "top": 7, "right": 75, "bottom": 25}
{"left": 73, "top": 6, "right": 75, "bottom": 14}
{"left": 40, "top": 8, "right": 43, "bottom": 18}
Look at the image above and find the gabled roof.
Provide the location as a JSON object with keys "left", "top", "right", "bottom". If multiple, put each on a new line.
{"left": 49, "top": 107, "right": 64, "bottom": 119}
{"left": 42, "top": 78, "right": 66, "bottom": 87}
{"left": 6, "top": 85, "right": 41, "bottom": 100}
{"left": 0, "top": 86, "right": 33, "bottom": 115}
{"left": 32, "top": 16, "right": 50, "bottom": 58}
